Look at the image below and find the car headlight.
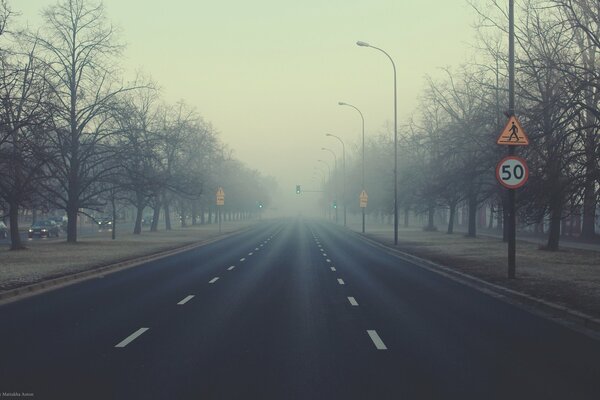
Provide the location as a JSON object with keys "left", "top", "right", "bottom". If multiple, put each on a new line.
{"left": 41, "top": 229, "right": 47, "bottom": 232}
{"left": 28, "top": 229, "right": 33, "bottom": 232}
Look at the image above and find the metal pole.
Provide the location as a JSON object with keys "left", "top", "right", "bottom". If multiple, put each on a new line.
{"left": 318, "top": 159, "right": 332, "bottom": 221}
{"left": 508, "top": 0, "right": 516, "bottom": 278}
{"left": 339, "top": 102, "right": 366, "bottom": 233}
{"left": 356, "top": 41, "right": 398, "bottom": 244}
{"left": 322, "top": 148, "right": 338, "bottom": 223}
{"left": 326, "top": 134, "right": 347, "bottom": 227}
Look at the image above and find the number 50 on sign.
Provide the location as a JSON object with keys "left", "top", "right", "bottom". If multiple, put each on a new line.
{"left": 496, "top": 156, "right": 529, "bottom": 189}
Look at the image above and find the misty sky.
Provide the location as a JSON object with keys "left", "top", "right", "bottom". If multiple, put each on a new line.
{"left": 16, "top": 0, "right": 477, "bottom": 214}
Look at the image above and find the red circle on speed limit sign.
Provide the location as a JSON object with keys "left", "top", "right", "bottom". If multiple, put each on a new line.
{"left": 496, "top": 156, "right": 529, "bottom": 189}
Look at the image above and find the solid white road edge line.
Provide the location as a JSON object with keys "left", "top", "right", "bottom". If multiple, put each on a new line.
{"left": 115, "top": 328, "right": 149, "bottom": 348}
{"left": 209, "top": 277, "right": 220, "bottom": 284}
{"left": 367, "top": 330, "right": 388, "bottom": 350}
{"left": 177, "top": 295, "right": 195, "bottom": 305}
{"left": 348, "top": 297, "right": 359, "bottom": 306}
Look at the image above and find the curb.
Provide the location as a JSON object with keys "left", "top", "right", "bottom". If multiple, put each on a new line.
{"left": 0, "top": 227, "right": 250, "bottom": 305}
{"left": 351, "top": 229, "right": 600, "bottom": 339}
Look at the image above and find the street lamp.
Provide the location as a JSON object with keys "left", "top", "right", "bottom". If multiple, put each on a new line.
{"left": 321, "top": 147, "right": 338, "bottom": 223}
{"left": 338, "top": 102, "right": 366, "bottom": 232}
{"left": 326, "top": 133, "right": 346, "bottom": 227}
{"left": 357, "top": 40, "right": 399, "bottom": 245}
{"left": 317, "top": 159, "right": 332, "bottom": 221}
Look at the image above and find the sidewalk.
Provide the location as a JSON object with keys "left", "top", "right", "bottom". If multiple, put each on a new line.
{"left": 347, "top": 222, "right": 600, "bottom": 323}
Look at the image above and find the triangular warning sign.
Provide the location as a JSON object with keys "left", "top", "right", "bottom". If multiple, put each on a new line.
{"left": 496, "top": 116, "right": 529, "bottom": 146}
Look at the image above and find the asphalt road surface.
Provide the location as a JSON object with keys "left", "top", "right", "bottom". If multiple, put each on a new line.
{"left": 1, "top": 218, "right": 599, "bottom": 399}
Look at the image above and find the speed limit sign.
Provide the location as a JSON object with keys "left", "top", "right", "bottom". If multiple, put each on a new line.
{"left": 496, "top": 156, "right": 529, "bottom": 189}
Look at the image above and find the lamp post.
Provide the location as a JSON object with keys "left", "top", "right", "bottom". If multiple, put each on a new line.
{"left": 321, "top": 147, "right": 338, "bottom": 223}
{"left": 357, "top": 40, "right": 398, "bottom": 245}
{"left": 317, "top": 159, "right": 332, "bottom": 220}
{"left": 325, "top": 134, "right": 346, "bottom": 227}
{"left": 338, "top": 102, "right": 365, "bottom": 232}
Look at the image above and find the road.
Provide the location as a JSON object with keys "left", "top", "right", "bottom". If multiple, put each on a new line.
{"left": 1, "top": 218, "right": 599, "bottom": 399}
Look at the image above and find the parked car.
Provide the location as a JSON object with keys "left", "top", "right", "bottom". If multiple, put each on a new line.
{"left": 28, "top": 220, "right": 60, "bottom": 238}
{"left": 0, "top": 221, "right": 7, "bottom": 239}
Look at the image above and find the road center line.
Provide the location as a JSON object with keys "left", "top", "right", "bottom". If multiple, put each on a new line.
{"left": 177, "top": 295, "right": 195, "bottom": 305}
{"left": 348, "top": 297, "right": 359, "bottom": 306}
{"left": 209, "top": 277, "right": 220, "bottom": 284}
{"left": 367, "top": 330, "right": 388, "bottom": 350}
{"left": 115, "top": 328, "right": 149, "bottom": 348}
{"left": 337, "top": 278, "right": 345, "bottom": 285}
{"left": 227, "top": 266, "right": 236, "bottom": 271}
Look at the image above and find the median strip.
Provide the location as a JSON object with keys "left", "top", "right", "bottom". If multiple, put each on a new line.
{"left": 115, "top": 328, "right": 149, "bottom": 348}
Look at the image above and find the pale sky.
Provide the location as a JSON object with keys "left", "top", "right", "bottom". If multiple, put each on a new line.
{"left": 15, "top": 0, "right": 478, "bottom": 214}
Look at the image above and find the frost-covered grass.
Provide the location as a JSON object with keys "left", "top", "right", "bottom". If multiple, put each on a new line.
{"left": 0, "top": 221, "right": 254, "bottom": 290}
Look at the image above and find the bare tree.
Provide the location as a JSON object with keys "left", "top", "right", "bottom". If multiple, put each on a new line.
{"left": 36, "top": 0, "right": 135, "bottom": 242}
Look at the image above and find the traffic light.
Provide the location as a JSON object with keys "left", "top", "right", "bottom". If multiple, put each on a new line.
{"left": 258, "top": 202, "right": 263, "bottom": 209}
{"left": 296, "top": 185, "right": 301, "bottom": 194}
{"left": 332, "top": 201, "right": 337, "bottom": 209}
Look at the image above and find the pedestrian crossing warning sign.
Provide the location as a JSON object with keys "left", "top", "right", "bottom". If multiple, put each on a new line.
{"left": 497, "top": 116, "right": 529, "bottom": 146}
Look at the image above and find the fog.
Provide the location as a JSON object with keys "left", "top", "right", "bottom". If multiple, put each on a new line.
{"left": 15, "top": 0, "right": 475, "bottom": 217}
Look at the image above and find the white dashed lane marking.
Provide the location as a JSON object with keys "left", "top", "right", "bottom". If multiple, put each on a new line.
{"left": 227, "top": 266, "right": 235, "bottom": 271}
{"left": 248, "top": 252, "right": 253, "bottom": 256}
{"left": 337, "top": 278, "right": 345, "bottom": 285}
{"left": 330, "top": 267, "right": 336, "bottom": 271}
{"left": 209, "top": 277, "right": 220, "bottom": 284}
{"left": 326, "top": 259, "right": 332, "bottom": 263}
{"left": 177, "top": 295, "right": 194, "bottom": 305}
{"left": 240, "top": 258, "right": 246, "bottom": 262}
{"left": 348, "top": 297, "right": 359, "bottom": 306}
{"left": 115, "top": 328, "right": 149, "bottom": 348}
{"left": 367, "top": 330, "right": 388, "bottom": 350}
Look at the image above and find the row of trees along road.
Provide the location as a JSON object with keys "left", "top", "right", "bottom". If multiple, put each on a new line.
{"left": 329, "top": 0, "right": 600, "bottom": 251}
{"left": 0, "top": 0, "right": 275, "bottom": 250}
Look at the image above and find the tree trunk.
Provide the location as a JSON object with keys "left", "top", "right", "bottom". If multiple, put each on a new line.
{"left": 9, "top": 202, "right": 24, "bottom": 250}
{"left": 447, "top": 201, "right": 457, "bottom": 234}
{"left": 151, "top": 205, "right": 160, "bottom": 232}
{"left": 404, "top": 207, "right": 410, "bottom": 227}
{"left": 580, "top": 174, "right": 597, "bottom": 239}
{"left": 424, "top": 204, "right": 436, "bottom": 231}
{"left": 164, "top": 196, "right": 172, "bottom": 231}
{"left": 191, "top": 202, "right": 198, "bottom": 225}
{"left": 546, "top": 196, "right": 563, "bottom": 251}
{"left": 111, "top": 196, "right": 117, "bottom": 240}
{"left": 200, "top": 206, "right": 206, "bottom": 224}
{"left": 134, "top": 203, "right": 144, "bottom": 235}
{"left": 467, "top": 192, "right": 477, "bottom": 238}
{"left": 66, "top": 204, "right": 78, "bottom": 243}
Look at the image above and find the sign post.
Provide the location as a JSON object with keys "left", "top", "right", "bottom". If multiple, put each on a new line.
{"left": 359, "top": 190, "right": 368, "bottom": 233}
{"left": 216, "top": 187, "right": 225, "bottom": 233}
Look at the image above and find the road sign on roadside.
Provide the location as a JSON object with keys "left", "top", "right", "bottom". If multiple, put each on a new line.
{"left": 216, "top": 187, "right": 225, "bottom": 206}
{"left": 496, "top": 115, "right": 529, "bottom": 146}
{"left": 359, "top": 190, "right": 368, "bottom": 208}
{"left": 496, "top": 156, "right": 529, "bottom": 189}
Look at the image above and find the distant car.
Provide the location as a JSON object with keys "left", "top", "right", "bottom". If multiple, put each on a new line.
{"left": 97, "top": 217, "right": 113, "bottom": 230}
{"left": 28, "top": 220, "right": 60, "bottom": 238}
{"left": 0, "top": 221, "right": 7, "bottom": 239}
